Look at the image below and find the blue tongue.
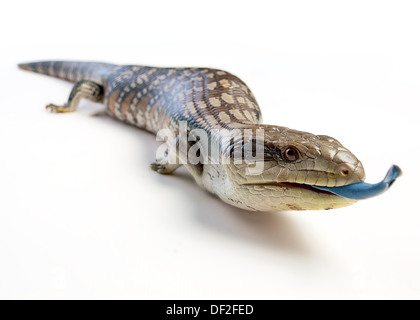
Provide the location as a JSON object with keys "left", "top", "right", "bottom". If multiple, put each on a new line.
{"left": 312, "top": 165, "right": 402, "bottom": 200}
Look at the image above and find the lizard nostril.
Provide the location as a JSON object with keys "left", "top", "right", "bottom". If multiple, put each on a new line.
{"left": 339, "top": 166, "right": 350, "bottom": 176}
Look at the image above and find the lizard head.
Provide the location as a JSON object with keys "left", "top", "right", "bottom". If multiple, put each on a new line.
{"left": 221, "top": 125, "right": 366, "bottom": 211}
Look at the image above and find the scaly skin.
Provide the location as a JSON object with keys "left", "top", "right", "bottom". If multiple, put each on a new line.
{"left": 19, "top": 61, "right": 365, "bottom": 211}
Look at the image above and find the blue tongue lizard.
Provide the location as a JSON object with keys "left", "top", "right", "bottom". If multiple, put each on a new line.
{"left": 312, "top": 165, "right": 402, "bottom": 200}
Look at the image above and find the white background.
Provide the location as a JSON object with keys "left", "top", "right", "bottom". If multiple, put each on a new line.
{"left": 0, "top": 0, "right": 419, "bottom": 299}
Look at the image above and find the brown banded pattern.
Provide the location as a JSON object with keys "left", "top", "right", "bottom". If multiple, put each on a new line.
{"left": 19, "top": 61, "right": 262, "bottom": 137}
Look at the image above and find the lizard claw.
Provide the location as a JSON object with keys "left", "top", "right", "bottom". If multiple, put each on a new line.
{"left": 150, "top": 162, "right": 166, "bottom": 174}
{"left": 150, "top": 161, "right": 180, "bottom": 175}
{"left": 46, "top": 104, "right": 72, "bottom": 113}
{"left": 46, "top": 104, "right": 55, "bottom": 112}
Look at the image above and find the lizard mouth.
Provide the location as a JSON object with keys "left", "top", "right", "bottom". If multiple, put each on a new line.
{"left": 310, "top": 165, "right": 402, "bottom": 200}
{"left": 251, "top": 182, "right": 337, "bottom": 196}
{"left": 248, "top": 165, "right": 402, "bottom": 200}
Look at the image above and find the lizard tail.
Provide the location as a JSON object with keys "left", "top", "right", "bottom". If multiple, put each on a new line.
{"left": 18, "top": 60, "right": 116, "bottom": 84}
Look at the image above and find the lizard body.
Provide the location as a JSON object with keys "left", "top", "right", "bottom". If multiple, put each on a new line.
{"left": 19, "top": 61, "right": 400, "bottom": 211}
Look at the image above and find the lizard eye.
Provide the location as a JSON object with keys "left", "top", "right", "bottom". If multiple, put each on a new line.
{"left": 283, "top": 146, "right": 299, "bottom": 162}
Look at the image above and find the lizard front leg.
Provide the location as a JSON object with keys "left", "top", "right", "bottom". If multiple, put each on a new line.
{"left": 150, "top": 136, "right": 204, "bottom": 183}
{"left": 151, "top": 137, "right": 182, "bottom": 175}
{"left": 46, "top": 80, "right": 104, "bottom": 113}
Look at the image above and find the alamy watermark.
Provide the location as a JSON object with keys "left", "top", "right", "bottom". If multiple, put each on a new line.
{"left": 155, "top": 121, "right": 266, "bottom": 175}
